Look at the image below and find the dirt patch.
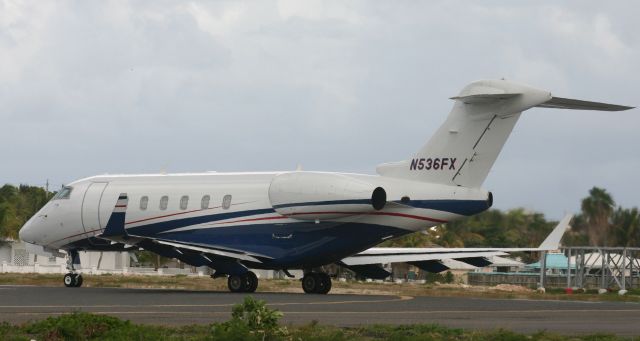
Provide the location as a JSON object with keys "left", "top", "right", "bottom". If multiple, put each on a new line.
{"left": 490, "top": 284, "right": 533, "bottom": 292}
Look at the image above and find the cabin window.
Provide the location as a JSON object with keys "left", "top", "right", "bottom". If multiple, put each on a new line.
{"left": 140, "top": 196, "right": 149, "bottom": 210}
{"left": 52, "top": 186, "right": 73, "bottom": 200}
{"left": 180, "top": 195, "right": 189, "bottom": 210}
{"left": 159, "top": 196, "right": 169, "bottom": 210}
{"left": 201, "top": 195, "right": 210, "bottom": 209}
{"left": 222, "top": 194, "right": 232, "bottom": 210}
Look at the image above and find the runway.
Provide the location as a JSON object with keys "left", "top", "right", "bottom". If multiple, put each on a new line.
{"left": 0, "top": 285, "right": 638, "bottom": 335}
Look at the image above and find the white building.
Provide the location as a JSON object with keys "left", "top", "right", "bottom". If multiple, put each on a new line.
{"left": 1, "top": 238, "right": 130, "bottom": 274}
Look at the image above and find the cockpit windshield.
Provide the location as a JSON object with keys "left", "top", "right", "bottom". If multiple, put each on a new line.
{"left": 52, "top": 186, "right": 73, "bottom": 200}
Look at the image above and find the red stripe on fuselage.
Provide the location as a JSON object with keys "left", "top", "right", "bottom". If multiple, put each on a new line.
{"left": 210, "top": 215, "right": 288, "bottom": 225}
{"left": 286, "top": 211, "right": 447, "bottom": 223}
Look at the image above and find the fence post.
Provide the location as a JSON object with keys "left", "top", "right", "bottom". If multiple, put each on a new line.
{"left": 566, "top": 248, "right": 571, "bottom": 290}
{"left": 620, "top": 248, "right": 628, "bottom": 295}
{"left": 538, "top": 251, "right": 546, "bottom": 293}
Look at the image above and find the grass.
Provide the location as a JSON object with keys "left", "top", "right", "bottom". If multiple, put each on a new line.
{"left": 0, "top": 303, "right": 636, "bottom": 341}
{"left": 1, "top": 273, "right": 639, "bottom": 303}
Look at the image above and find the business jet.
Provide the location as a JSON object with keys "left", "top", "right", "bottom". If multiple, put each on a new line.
{"left": 19, "top": 79, "right": 632, "bottom": 294}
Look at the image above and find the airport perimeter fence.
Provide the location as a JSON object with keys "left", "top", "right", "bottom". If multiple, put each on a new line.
{"left": 468, "top": 272, "right": 565, "bottom": 289}
{"left": 469, "top": 271, "right": 640, "bottom": 290}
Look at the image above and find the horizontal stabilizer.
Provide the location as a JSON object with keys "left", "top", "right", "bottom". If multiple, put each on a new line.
{"left": 537, "top": 97, "right": 633, "bottom": 111}
{"left": 450, "top": 92, "right": 520, "bottom": 104}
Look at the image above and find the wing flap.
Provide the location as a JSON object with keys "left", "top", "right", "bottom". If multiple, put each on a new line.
{"left": 156, "top": 240, "right": 262, "bottom": 263}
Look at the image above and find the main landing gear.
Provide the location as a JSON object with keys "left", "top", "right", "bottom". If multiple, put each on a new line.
{"left": 63, "top": 249, "right": 83, "bottom": 288}
{"left": 227, "top": 271, "right": 258, "bottom": 293}
{"left": 63, "top": 273, "right": 83, "bottom": 288}
{"left": 302, "top": 272, "right": 332, "bottom": 294}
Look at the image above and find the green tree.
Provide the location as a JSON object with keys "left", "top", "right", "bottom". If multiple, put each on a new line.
{"left": 612, "top": 207, "right": 640, "bottom": 247}
{"left": 581, "top": 187, "right": 615, "bottom": 246}
{"left": 0, "top": 184, "right": 54, "bottom": 239}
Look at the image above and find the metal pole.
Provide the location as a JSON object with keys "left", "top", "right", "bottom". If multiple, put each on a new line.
{"left": 579, "top": 250, "right": 585, "bottom": 289}
{"left": 621, "top": 248, "right": 627, "bottom": 294}
{"left": 566, "top": 248, "right": 571, "bottom": 289}
{"left": 600, "top": 248, "right": 606, "bottom": 293}
{"left": 539, "top": 251, "right": 546, "bottom": 291}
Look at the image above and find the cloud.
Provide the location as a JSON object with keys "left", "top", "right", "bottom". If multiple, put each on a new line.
{"left": 0, "top": 1, "right": 638, "bottom": 219}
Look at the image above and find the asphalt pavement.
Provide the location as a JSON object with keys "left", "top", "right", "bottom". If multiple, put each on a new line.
{"left": 0, "top": 285, "right": 638, "bottom": 335}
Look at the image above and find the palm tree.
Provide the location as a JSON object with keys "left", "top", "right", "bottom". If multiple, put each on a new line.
{"left": 612, "top": 207, "right": 640, "bottom": 247}
{"left": 581, "top": 187, "right": 615, "bottom": 246}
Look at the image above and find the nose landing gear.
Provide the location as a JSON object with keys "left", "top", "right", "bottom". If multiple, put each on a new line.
{"left": 63, "top": 249, "right": 83, "bottom": 288}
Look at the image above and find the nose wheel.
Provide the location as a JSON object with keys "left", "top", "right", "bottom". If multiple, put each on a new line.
{"left": 63, "top": 249, "right": 83, "bottom": 288}
{"left": 63, "top": 273, "right": 83, "bottom": 288}
{"left": 302, "top": 273, "right": 331, "bottom": 294}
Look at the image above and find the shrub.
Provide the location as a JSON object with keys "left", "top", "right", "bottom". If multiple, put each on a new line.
{"left": 211, "top": 296, "right": 287, "bottom": 340}
{"left": 444, "top": 271, "right": 454, "bottom": 284}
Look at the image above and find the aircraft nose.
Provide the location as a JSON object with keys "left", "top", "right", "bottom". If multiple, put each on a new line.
{"left": 19, "top": 220, "right": 36, "bottom": 243}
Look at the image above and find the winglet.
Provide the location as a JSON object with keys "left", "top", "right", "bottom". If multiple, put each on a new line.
{"left": 101, "top": 193, "right": 129, "bottom": 238}
{"left": 538, "top": 214, "right": 572, "bottom": 250}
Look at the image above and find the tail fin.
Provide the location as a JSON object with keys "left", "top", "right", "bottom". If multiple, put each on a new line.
{"left": 377, "top": 79, "right": 632, "bottom": 187}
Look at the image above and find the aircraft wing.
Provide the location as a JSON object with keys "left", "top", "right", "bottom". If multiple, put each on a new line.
{"left": 339, "top": 214, "right": 572, "bottom": 279}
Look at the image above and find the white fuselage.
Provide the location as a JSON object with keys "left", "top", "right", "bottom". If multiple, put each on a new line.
{"left": 20, "top": 171, "right": 491, "bottom": 268}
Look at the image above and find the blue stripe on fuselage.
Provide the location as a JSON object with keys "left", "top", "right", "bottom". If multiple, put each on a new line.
{"left": 398, "top": 199, "right": 490, "bottom": 216}
{"left": 126, "top": 208, "right": 276, "bottom": 236}
{"left": 272, "top": 199, "right": 371, "bottom": 209}
{"left": 273, "top": 199, "right": 489, "bottom": 216}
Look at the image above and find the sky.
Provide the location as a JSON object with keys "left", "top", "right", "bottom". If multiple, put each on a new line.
{"left": 1, "top": 1, "right": 638, "bottom": 220}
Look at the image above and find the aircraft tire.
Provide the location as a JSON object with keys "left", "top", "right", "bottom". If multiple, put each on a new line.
{"left": 302, "top": 273, "right": 319, "bottom": 294}
{"left": 244, "top": 272, "right": 258, "bottom": 293}
{"left": 228, "top": 275, "right": 245, "bottom": 293}
{"left": 74, "top": 274, "right": 83, "bottom": 288}
{"left": 317, "top": 273, "right": 331, "bottom": 294}
{"left": 63, "top": 273, "right": 74, "bottom": 288}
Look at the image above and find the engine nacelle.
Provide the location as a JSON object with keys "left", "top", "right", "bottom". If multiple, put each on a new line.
{"left": 268, "top": 172, "right": 386, "bottom": 220}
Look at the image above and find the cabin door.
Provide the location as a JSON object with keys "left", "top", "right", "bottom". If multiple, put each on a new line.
{"left": 81, "top": 182, "right": 109, "bottom": 237}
